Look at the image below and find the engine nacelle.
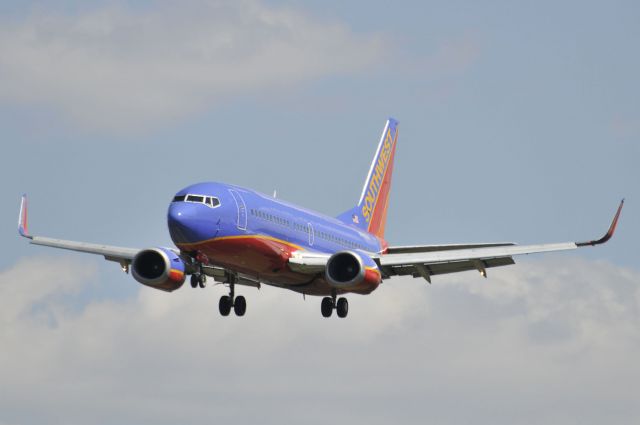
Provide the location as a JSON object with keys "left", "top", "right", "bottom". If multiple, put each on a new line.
{"left": 325, "top": 251, "right": 382, "bottom": 293}
{"left": 131, "top": 248, "right": 186, "bottom": 292}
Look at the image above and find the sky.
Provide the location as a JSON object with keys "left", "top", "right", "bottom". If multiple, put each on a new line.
{"left": 0, "top": 1, "right": 638, "bottom": 424}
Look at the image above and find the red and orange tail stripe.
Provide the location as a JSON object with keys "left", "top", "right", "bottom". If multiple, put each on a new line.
{"left": 366, "top": 128, "right": 398, "bottom": 238}
{"left": 363, "top": 126, "right": 398, "bottom": 239}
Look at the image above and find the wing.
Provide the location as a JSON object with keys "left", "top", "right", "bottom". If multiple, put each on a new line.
{"left": 200, "top": 263, "right": 262, "bottom": 288}
{"left": 18, "top": 194, "right": 141, "bottom": 265}
{"left": 287, "top": 200, "right": 624, "bottom": 282}
{"left": 18, "top": 195, "right": 271, "bottom": 288}
{"left": 379, "top": 199, "right": 624, "bottom": 282}
{"left": 385, "top": 242, "right": 515, "bottom": 254}
{"left": 288, "top": 251, "right": 332, "bottom": 274}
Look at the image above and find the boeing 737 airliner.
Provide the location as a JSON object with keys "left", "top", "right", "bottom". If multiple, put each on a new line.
{"left": 18, "top": 118, "right": 624, "bottom": 318}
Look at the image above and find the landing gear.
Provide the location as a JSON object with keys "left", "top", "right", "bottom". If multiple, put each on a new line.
{"left": 336, "top": 297, "right": 349, "bottom": 318}
{"left": 219, "top": 295, "right": 232, "bottom": 316}
{"left": 234, "top": 296, "right": 246, "bottom": 317}
{"left": 190, "top": 268, "right": 206, "bottom": 288}
{"left": 218, "top": 273, "right": 246, "bottom": 317}
{"left": 321, "top": 291, "right": 349, "bottom": 318}
{"left": 321, "top": 297, "right": 333, "bottom": 317}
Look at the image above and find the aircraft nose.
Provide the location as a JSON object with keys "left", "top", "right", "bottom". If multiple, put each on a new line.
{"left": 167, "top": 202, "right": 208, "bottom": 244}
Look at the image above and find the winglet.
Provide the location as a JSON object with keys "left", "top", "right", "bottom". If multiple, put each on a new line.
{"left": 576, "top": 199, "right": 624, "bottom": 247}
{"left": 18, "top": 194, "right": 32, "bottom": 239}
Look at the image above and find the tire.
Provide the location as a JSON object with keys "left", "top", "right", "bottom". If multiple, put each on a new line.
{"left": 336, "top": 297, "right": 348, "bottom": 318}
{"left": 234, "top": 295, "right": 247, "bottom": 317}
{"left": 219, "top": 295, "right": 232, "bottom": 316}
{"left": 321, "top": 297, "right": 333, "bottom": 318}
{"left": 190, "top": 274, "right": 199, "bottom": 288}
{"left": 198, "top": 274, "right": 207, "bottom": 288}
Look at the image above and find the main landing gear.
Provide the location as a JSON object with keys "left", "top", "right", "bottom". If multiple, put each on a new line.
{"left": 218, "top": 273, "right": 246, "bottom": 317}
{"left": 189, "top": 264, "right": 246, "bottom": 317}
{"left": 321, "top": 290, "right": 348, "bottom": 318}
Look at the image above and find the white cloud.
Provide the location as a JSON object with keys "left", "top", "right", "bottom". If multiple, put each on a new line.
{"left": 0, "top": 1, "right": 385, "bottom": 132}
{"left": 1, "top": 255, "right": 639, "bottom": 424}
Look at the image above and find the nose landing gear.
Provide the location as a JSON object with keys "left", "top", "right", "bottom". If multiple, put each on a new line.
{"left": 218, "top": 273, "right": 246, "bottom": 317}
{"left": 190, "top": 272, "right": 207, "bottom": 288}
{"left": 188, "top": 252, "right": 209, "bottom": 289}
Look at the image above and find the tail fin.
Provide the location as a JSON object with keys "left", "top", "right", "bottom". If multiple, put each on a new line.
{"left": 337, "top": 118, "right": 399, "bottom": 239}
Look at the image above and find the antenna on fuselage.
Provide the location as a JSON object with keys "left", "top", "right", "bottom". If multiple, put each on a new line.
{"left": 273, "top": 190, "right": 277, "bottom": 198}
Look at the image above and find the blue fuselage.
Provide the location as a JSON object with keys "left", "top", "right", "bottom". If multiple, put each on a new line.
{"left": 168, "top": 182, "right": 383, "bottom": 253}
{"left": 167, "top": 182, "right": 384, "bottom": 294}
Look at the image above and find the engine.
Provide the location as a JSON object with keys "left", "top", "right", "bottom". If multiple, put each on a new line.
{"left": 131, "top": 248, "right": 187, "bottom": 292}
{"left": 325, "top": 251, "right": 382, "bottom": 293}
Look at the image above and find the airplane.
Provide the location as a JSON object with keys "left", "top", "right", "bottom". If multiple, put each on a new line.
{"left": 18, "top": 118, "right": 624, "bottom": 318}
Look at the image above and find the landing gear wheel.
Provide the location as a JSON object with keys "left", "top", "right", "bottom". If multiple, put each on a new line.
{"left": 219, "top": 295, "right": 232, "bottom": 316}
{"left": 336, "top": 297, "right": 349, "bottom": 318}
{"left": 321, "top": 297, "right": 333, "bottom": 318}
{"left": 190, "top": 274, "right": 199, "bottom": 288}
{"left": 234, "top": 296, "right": 247, "bottom": 316}
{"left": 198, "top": 273, "right": 207, "bottom": 288}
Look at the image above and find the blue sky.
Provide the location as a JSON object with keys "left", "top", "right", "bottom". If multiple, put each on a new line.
{"left": 0, "top": 1, "right": 638, "bottom": 424}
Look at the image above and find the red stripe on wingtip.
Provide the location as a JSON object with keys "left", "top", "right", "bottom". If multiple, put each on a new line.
{"left": 607, "top": 199, "right": 624, "bottom": 236}
{"left": 23, "top": 203, "right": 28, "bottom": 233}
{"left": 576, "top": 199, "right": 624, "bottom": 247}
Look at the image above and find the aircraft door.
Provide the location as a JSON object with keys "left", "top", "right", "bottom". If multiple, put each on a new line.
{"left": 308, "top": 222, "right": 315, "bottom": 246}
{"left": 229, "top": 189, "right": 248, "bottom": 231}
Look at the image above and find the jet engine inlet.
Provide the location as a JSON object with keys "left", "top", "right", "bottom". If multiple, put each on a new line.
{"left": 131, "top": 248, "right": 186, "bottom": 292}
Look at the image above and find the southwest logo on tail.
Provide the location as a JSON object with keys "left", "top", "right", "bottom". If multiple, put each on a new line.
{"left": 337, "top": 118, "right": 399, "bottom": 239}
{"left": 17, "top": 117, "right": 623, "bottom": 319}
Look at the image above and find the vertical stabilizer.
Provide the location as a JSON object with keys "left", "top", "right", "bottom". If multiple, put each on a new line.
{"left": 337, "top": 118, "right": 399, "bottom": 239}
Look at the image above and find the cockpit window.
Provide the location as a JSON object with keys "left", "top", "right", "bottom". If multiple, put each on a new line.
{"left": 173, "top": 194, "right": 221, "bottom": 208}
{"left": 186, "top": 195, "right": 204, "bottom": 203}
